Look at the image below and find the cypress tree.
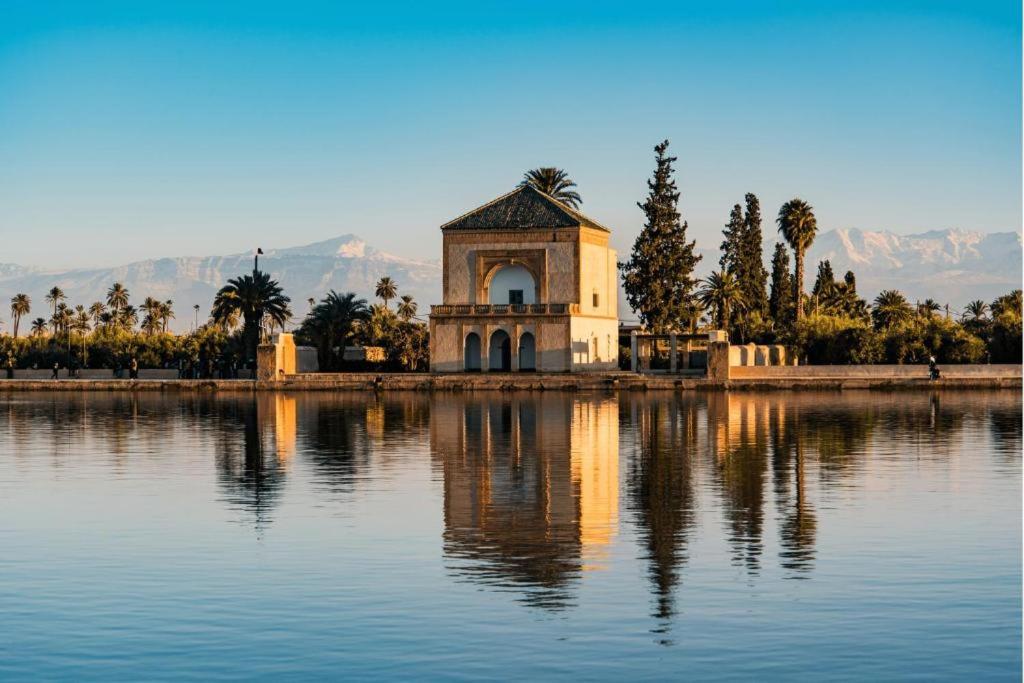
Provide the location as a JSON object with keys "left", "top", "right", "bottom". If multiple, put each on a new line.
{"left": 720, "top": 204, "right": 744, "bottom": 271}
{"left": 811, "top": 259, "right": 835, "bottom": 298}
{"left": 620, "top": 140, "right": 702, "bottom": 332}
{"left": 739, "top": 193, "right": 768, "bottom": 314}
{"left": 769, "top": 242, "right": 794, "bottom": 324}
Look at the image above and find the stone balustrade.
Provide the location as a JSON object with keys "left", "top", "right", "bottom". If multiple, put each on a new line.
{"left": 430, "top": 303, "right": 576, "bottom": 316}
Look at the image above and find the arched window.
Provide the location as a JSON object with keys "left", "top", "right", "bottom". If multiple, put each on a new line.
{"left": 464, "top": 333, "right": 481, "bottom": 371}
{"left": 488, "top": 265, "right": 537, "bottom": 305}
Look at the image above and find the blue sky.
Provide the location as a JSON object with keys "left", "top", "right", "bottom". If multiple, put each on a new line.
{"left": 0, "top": 1, "right": 1019, "bottom": 268}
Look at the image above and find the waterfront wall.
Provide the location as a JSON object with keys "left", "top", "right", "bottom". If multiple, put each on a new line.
{"left": 729, "top": 364, "right": 1022, "bottom": 380}
{"left": 0, "top": 366, "right": 1018, "bottom": 392}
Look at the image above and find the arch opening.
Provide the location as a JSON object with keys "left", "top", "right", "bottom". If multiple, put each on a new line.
{"left": 488, "top": 330, "right": 511, "bottom": 371}
{"left": 464, "top": 332, "right": 481, "bottom": 372}
{"left": 487, "top": 265, "right": 537, "bottom": 305}
{"left": 518, "top": 332, "right": 536, "bottom": 371}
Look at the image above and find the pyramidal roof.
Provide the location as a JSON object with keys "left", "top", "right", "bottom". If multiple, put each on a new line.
{"left": 441, "top": 185, "right": 610, "bottom": 232}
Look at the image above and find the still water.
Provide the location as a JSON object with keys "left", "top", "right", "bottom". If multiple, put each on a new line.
{"left": 0, "top": 390, "right": 1019, "bottom": 680}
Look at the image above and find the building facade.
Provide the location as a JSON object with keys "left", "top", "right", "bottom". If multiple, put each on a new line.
{"left": 429, "top": 185, "right": 619, "bottom": 372}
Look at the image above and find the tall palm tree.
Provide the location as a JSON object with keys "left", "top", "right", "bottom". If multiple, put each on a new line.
{"left": 397, "top": 295, "right": 417, "bottom": 322}
{"left": 9, "top": 294, "right": 30, "bottom": 338}
{"left": 375, "top": 277, "right": 397, "bottom": 309}
{"left": 52, "top": 303, "right": 72, "bottom": 336}
{"left": 107, "top": 282, "right": 129, "bottom": 314}
{"left": 159, "top": 300, "right": 174, "bottom": 333}
{"left": 698, "top": 270, "right": 746, "bottom": 330}
{"left": 962, "top": 300, "right": 989, "bottom": 322}
{"left": 140, "top": 297, "right": 162, "bottom": 335}
{"left": 212, "top": 270, "right": 292, "bottom": 361}
{"left": 88, "top": 301, "right": 107, "bottom": 327}
{"left": 45, "top": 287, "right": 66, "bottom": 333}
{"left": 776, "top": 199, "right": 818, "bottom": 322}
{"left": 297, "top": 290, "right": 370, "bottom": 370}
{"left": 872, "top": 289, "right": 913, "bottom": 330}
{"left": 30, "top": 317, "right": 48, "bottom": 337}
{"left": 72, "top": 306, "right": 91, "bottom": 335}
{"left": 519, "top": 167, "right": 582, "bottom": 209}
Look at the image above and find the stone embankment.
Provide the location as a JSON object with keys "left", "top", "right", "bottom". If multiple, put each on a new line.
{"left": 0, "top": 365, "right": 1018, "bottom": 392}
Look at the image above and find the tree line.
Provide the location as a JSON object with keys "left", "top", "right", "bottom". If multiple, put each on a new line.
{"left": 0, "top": 273, "right": 429, "bottom": 373}
{"left": 616, "top": 140, "right": 1021, "bottom": 364}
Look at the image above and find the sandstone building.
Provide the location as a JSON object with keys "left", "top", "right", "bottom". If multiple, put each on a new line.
{"left": 429, "top": 185, "right": 619, "bottom": 372}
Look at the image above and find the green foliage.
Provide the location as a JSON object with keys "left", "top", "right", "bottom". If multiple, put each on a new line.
{"left": 212, "top": 270, "right": 292, "bottom": 363}
{"left": 768, "top": 242, "right": 794, "bottom": 331}
{"left": 619, "top": 140, "right": 702, "bottom": 332}
{"left": 794, "top": 314, "right": 882, "bottom": 365}
{"left": 719, "top": 194, "right": 768, "bottom": 340}
{"left": 872, "top": 289, "right": 914, "bottom": 330}
{"left": 879, "top": 316, "right": 985, "bottom": 364}
{"left": 518, "top": 167, "right": 582, "bottom": 208}
{"left": 296, "top": 291, "right": 370, "bottom": 371}
{"left": 699, "top": 270, "right": 745, "bottom": 331}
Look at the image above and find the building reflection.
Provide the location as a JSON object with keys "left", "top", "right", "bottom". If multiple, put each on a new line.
{"left": 430, "top": 394, "right": 619, "bottom": 610}
{"left": 214, "top": 396, "right": 296, "bottom": 532}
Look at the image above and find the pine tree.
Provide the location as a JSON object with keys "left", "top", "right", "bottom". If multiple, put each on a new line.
{"left": 739, "top": 193, "right": 768, "bottom": 315}
{"left": 620, "top": 140, "right": 702, "bottom": 332}
{"left": 719, "top": 204, "right": 743, "bottom": 271}
{"left": 769, "top": 242, "right": 794, "bottom": 325}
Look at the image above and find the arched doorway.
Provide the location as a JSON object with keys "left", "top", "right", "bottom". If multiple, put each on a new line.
{"left": 464, "top": 332, "right": 481, "bottom": 372}
{"left": 488, "top": 330, "right": 511, "bottom": 371}
{"left": 487, "top": 264, "right": 537, "bottom": 305}
{"left": 518, "top": 332, "right": 536, "bottom": 371}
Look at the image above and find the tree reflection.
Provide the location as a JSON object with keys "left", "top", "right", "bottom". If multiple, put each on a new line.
{"left": 624, "top": 395, "right": 696, "bottom": 633}
{"left": 214, "top": 398, "right": 287, "bottom": 533}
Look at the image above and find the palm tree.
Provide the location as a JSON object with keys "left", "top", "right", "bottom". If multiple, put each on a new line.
{"left": 30, "top": 317, "right": 48, "bottom": 337}
{"left": 52, "top": 303, "right": 72, "bottom": 336}
{"left": 872, "top": 289, "right": 913, "bottom": 330}
{"left": 397, "top": 295, "right": 417, "bottom": 322}
{"left": 698, "top": 270, "right": 746, "bottom": 330}
{"left": 88, "top": 301, "right": 107, "bottom": 327}
{"left": 9, "top": 294, "right": 30, "bottom": 338}
{"left": 159, "top": 300, "right": 174, "bottom": 333}
{"left": 917, "top": 298, "right": 941, "bottom": 318}
{"left": 140, "top": 297, "right": 162, "bottom": 335}
{"left": 45, "top": 286, "right": 66, "bottom": 333}
{"left": 107, "top": 282, "right": 129, "bottom": 315}
{"left": 519, "top": 167, "right": 582, "bottom": 209}
{"left": 776, "top": 199, "right": 818, "bottom": 322}
{"left": 375, "top": 277, "right": 397, "bottom": 309}
{"left": 962, "top": 300, "right": 989, "bottom": 322}
{"left": 297, "top": 290, "right": 370, "bottom": 370}
{"left": 72, "top": 306, "right": 91, "bottom": 335}
{"left": 212, "top": 270, "right": 292, "bottom": 362}
{"left": 119, "top": 304, "right": 139, "bottom": 330}
{"left": 307, "top": 297, "right": 315, "bottom": 310}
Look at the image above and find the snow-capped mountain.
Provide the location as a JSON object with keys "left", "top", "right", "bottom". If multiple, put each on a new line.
{"left": 0, "top": 235, "right": 441, "bottom": 333}
{"left": 803, "top": 228, "right": 1021, "bottom": 306}
{"left": 0, "top": 228, "right": 1017, "bottom": 332}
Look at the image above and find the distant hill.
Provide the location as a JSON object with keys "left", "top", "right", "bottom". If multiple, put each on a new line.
{"left": 0, "top": 228, "right": 1017, "bottom": 332}
{"left": 0, "top": 235, "right": 442, "bottom": 333}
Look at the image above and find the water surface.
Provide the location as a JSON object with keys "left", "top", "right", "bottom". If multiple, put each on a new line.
{"left": 0, "top": 390, "right": 1019, "bottom": 680}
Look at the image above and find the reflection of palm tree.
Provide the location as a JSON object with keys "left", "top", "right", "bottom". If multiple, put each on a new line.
{"left": 215, "top": 400, "right": 286, "bottom": 532}
{"left": 774, "top": 409, "right": 816, "bottom": 575}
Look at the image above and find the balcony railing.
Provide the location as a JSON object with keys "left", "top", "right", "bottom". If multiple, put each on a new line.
{"left": 431, "top": 303, "right": 576, "bottom": 316}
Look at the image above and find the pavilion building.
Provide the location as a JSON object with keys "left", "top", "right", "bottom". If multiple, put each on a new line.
{"left": 429, "top": 185, "right": 619, "bottom": 373}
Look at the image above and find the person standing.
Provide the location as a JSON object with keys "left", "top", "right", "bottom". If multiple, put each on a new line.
{"left": 51, "top": 361, "right": 59, "bottom": 380}
{"left": 129, "top": 356, "right": 138, "bottom": 380}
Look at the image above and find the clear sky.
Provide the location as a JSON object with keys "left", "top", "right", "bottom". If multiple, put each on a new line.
{"left": 0, "top": 0, "right": 1019, "bottom": 268}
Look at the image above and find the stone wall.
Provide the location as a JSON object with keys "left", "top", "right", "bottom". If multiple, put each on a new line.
{"left": 729, "top": 364, "right": 1022, "bottom": 379}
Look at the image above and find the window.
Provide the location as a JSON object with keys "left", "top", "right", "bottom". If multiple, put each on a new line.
{"left": 509, "top": 290, "right": 524, "bottom": 305}
{"left": 592, "top": 292, "right": 600, "bottom": 308}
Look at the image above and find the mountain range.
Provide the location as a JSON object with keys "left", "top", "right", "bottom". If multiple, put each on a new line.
{"left": 0, "top": 228, "right": 1018, "bottom": 332}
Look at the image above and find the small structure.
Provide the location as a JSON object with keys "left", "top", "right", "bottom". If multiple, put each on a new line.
{"left": 257, "top": 333, "right": 318, "bottom": 380}
{"left": 429, "top": 185, "right": 619, "bottom": 372}
{"left": 628, "top": 329, "right": 792, "bottom": 380}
